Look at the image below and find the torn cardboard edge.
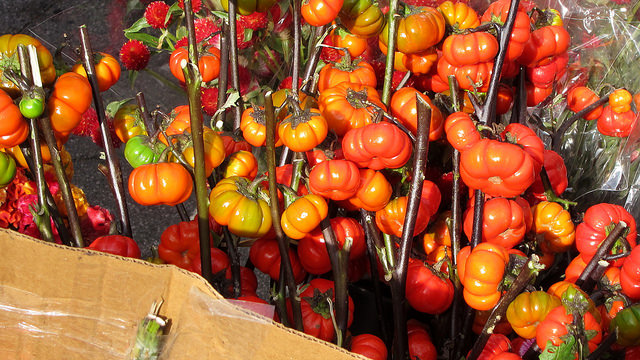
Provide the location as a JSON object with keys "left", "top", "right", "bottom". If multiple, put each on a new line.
{"left": 0, "top": 228, "right": 365, "bottom": 359}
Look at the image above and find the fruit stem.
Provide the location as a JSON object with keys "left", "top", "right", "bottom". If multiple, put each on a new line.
{"left": 79, "top": 25, "right": 132, "bottom": 238}
{"left": 301, "top": 25, "right": 331, "bottom": 95}
{"left": 226, "top": 0, "right": 243, "bottom": 129}
{"left": 390, "top": 94, "right": 431, "bottom": 360}
{"left": 216, "top": 22, "right": 230, "bottom": 128}
{"left": 466, "top": 256, "right": 542, "bottom": 360}
{"left": 222, "top": 226, "right": 242, "bottom": 298}
{"left": 509, "top": 66, "right": 527, "bottom": 124}
{"left": 575, "top": 221, "right": 627, "bottom": 293}
{"left": 551, "top": 93, "right": 611, "bottom": 153}
{"left": 320, "top": 216, "right": 350, "bottom": 347}
{"left": 182, "top": 0, "right": 214, "bottom": 286}
{"left": 382, "top": 11, "right": 400, "bottom": 107}
{"left": 264, "top": 91, "right": 303, "bottom": 331}
{"left": 291, "top": 0, "right": 302, "bottom": 102}
{"left": 360, "top": 209, "right": 391, "bottom": 344}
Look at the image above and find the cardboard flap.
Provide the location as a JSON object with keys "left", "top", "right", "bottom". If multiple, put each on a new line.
{"left": 0, "top": 229, "right": 364, "bottom": 360}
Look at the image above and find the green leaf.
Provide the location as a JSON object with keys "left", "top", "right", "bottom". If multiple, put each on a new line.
{"left": 167, "top": 2, "right": 183, "bottom": 19}
{"left": 244, "top": 28, "right": 254, "bottom": 42}
{"left": 124, "top": 17, "right": 151, "bottom": 34}
{"left": 175, "top": 26, "right": 188, "bottom": 42}
{"left": 125, "top": 32, "right": 161, "bottom": 48}
{"left": 539, "top": 337, "right": 577, "bottom": 360}
{"left": 211, "top": 11, "right": 230, "bottom": 21}
{"left": 212, "top": 89, "right": 241, "bottom": 119}
{"left": 105, "top": 98, "right": 134, "bottom": 119}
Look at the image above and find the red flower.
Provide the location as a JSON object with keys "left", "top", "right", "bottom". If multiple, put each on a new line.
{"left": 145, "top": 1, "right": 171, "bottom": 29}
{"left": 178, "top": 0, "right": 202, "bottom": 12}
{"left": 201, "top": 86, "right": 219, "bottom": 116}
{"left": 119, "top": 40, "right": 150, "bottom": 71}
{"left": 174, "top": 17, "right": 220, "bottom": 48}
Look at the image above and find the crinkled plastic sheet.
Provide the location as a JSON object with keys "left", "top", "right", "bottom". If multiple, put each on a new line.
{"left": 0, "top": 285, "right": 138, "bottom": 358}
{"left": 524, "top": 0, "right": 640, "bottom": 217}
{"left": 0, "top": 284, "right": 275, "bottom": 359}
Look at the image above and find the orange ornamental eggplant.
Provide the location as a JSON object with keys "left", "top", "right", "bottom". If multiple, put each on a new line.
{"left": 308, "top": 159, "right": 360, "bottom": 201}
{"left": 375, "top": 195, "right": 431, "bottom": 238}
{"left": 536, "top": 305, "right": 602, "bottom": 355}
{"left": 0, "top": 34, "right": 56, "bottom": 97}
{"left": 223, "top": 150, "right": 258, "bottom": 179}
{"left": 459, "top": 139, "right": 536, "bottom": 198}
{"left": 178, "top": 127, "right": 226, "bottom": 177}
{"left": 436, "top": 57, "right": 493, "bottom": 92}
{"left": 280, "top": 194, "right": 328, "bottom": 240}
{"left": 437, "top": 1, "right": 480, "bottom": 29}
{"left": 301, "top": 0, "right": 343, "bottom": 26}
{"left": 113, "top": 103, "right": 147, "bottom": 143}
{"left": 501, "top": 123, "right": 545, "bottom": 173}
{"left": 339, "top": 0, "right": 386, "bottom": 38}
{"left": 609, "top": 89, "right": 633, "bottom": 113}
{"left": 317, "top": 59, "right": 377, "bottom": 92}
{"left": 47, "top": 72, "right": 93, "bottom": 138}
{"left": 342, "top": 168, "right": 392, "bottom": 212}
{"left": 318, "top": 82, "right": 385, "bottom": 136}
{"left": 330, "top": 29, "right": 368, "bottom": 58}
{"left": 128, "top": 162, "right": 193, "bottom": 206}
{"left": 442, "top": 32, "right": 499, "bottom": 66}
{"left": 480, "top": 0, "right": 531, "bottom": 62}
{"left": 567, "top": 86, "right": 603, "bottom": 120}
{"left": 0, "top": 89, "right": 28, "bottom": 148}
{"left": 458, "top": 242, "right": 509, "bottom": 311}
{"left": 444, "top": 111, "right": 482, "bottom": 152}
{"left": 379, "top": 6, "right": 445, "bottom": 55}
{"left": 72, "top": 52, "right": 121, "bottom": 92}
{"left": 575, "top": 203, "right": 637, "bottom": 266}
{"left": 240, "top": 106, "right": 283, "bottom": 147}
{"left": 169, "top": 46, "right": 221, "bottom": 83}
{"left": 518, "top": 25, "right": 571, "bottom": 68}
{"left": 463, "top": 197, "right": 526, "bottom": 249}
{"left": 341, "top": 121, "right": 412, "bottom": 170}
{"left": 390, "top": 87, "right": 444, "bottom": 140}
{"left": 597, "top": 106, "right": 638, "bottom": 138}
{"left": 277, "top": 108, "right": 328, "bottom": 152}
{"left": 532, "top": 201, "right": 575, "bottom": 253}
{"left": 506, "top": 291, "right": 561, "bottom": 339}
{"left": 208, "top": 176, "right": 272, "bottom": 238}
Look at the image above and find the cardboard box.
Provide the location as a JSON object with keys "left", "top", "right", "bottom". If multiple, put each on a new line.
{"left": 0, "top": 229, "right": 364, "bottom": 359}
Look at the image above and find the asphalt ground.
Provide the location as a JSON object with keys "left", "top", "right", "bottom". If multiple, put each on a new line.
{"left": 2, "top": 1, "right": 199, "bottom": 258}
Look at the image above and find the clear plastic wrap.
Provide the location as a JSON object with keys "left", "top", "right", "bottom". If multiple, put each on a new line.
{"left": 525, "top": 0, "right": 640, "bottom": 217}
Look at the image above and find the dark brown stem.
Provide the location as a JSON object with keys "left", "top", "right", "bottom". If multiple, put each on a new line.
{"left": 264, "top": 91, "right": 303, "bottom": 331}
{"left": 39, "top": 120, "right": 84, "bottom": 247}
{"left": 360, "top": 209, "right": 390, "bottom": 344}
{"left": 470, "top": 189, "right": 484, "bottom": 248}
{"left": 16, "top": 45, "right": 54, "bottom": 243}
{"left": 176, "top": 203, "right": 189, "bottom": 222}
{"left": 523, "top": 343, "right": 541, "bottom": 360}
{"left": 216, "top": 22, "right": 230, "bottom": 127}
{"left": 390, "top": 94, "right": 431, "bottom": 360}
{"left": 183, "top": 0, "right": 213, "bottom": 285}
{"left": 586, "top": 331, "right": 617, "bottom": 360}
{"left": 575, "top": 222, "right": 627, "bottom": 292}
{"left": 136, "top": 92, "right": 155, "bottom": 135}
{"left": 79, "top": 25, "right": 132, "bottom": 237}
{"left": 476, "top": 0, "right": 522, "bottom": 126}
{"left": 551, "top": 93, "right": 611, "bottom": 153}
{"left": 301, "top": 25, "right": 329, "bottom": 95}
{"left": 223, "top": 226, "right": 241, "bottom": 298}
{"left": 18, "top": 144, "right": 72, "bottom": 245}
{"left": 291, "top": 0, "right": 301, "bottom": 99}
{"left": 510, "top": 66, "right": 527, "bottom": 124}
{"left": 227, "top": 0, "right": 243, "bottom": 129}
{"left": 320, "top": 217, "right": 349, "bottom": 347}
{"left": 467, "top": 256, "right": 541, "bottom": 360}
